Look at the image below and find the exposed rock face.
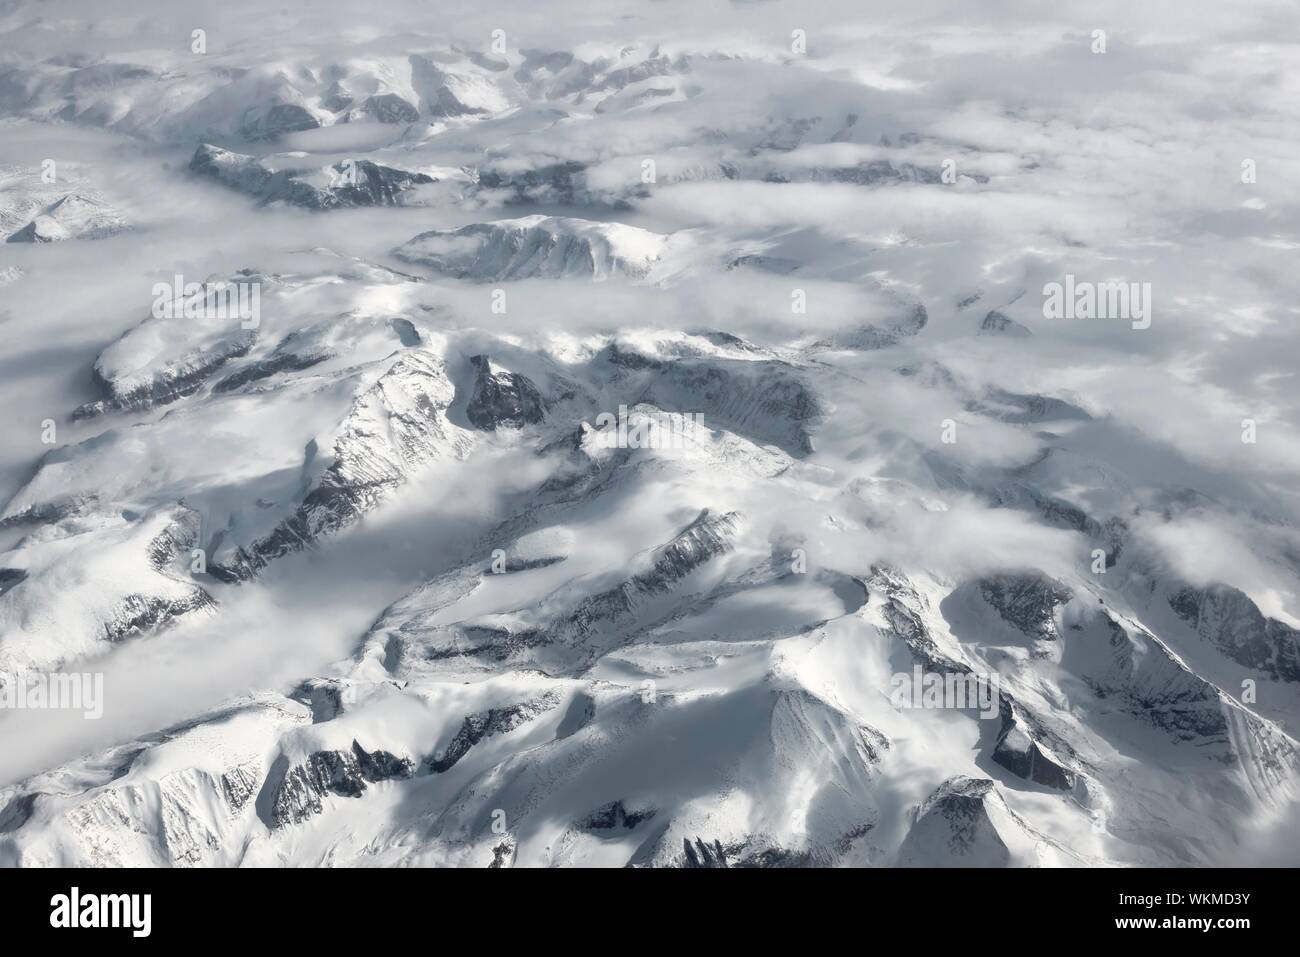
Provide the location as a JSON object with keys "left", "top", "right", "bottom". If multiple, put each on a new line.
{"left": 477, "top": 161, "right": 588, "bottom": 204}
{"left": 74, "top": 340, "right": 254, "bottom": 418}
{"left": 612, "top": 683, "right": 888, "bottom": 869}
{"left": 870, "top": 565, "right": 956, "bottom": 673}
{"left": 103, "top": 591, "right": 215, "bottom": 643}
{"left": 818, "top": 302, "right": 929, "bottom": 350}
{"left": 676, "top": 833, "right": 858, "bottom": 869}
{"left": 475, "top": 154, "right": 737, "bottom": 207}
{"left": 190, "top": 144, "right": 274, "bottom": 193}
{"left": 992, "top": 704, "right": 1077, "bottom": 791}
{"left": 326, "top": 160, "right": 437, "bottom": 207}
{"left": 0, "top": 499, "right": 91, "bottom": 530}
{"left": 645, "top": 509, "right": 739, "bottom": 583}
{"left": 514, "top": 48, "right": 595, "bottom": 96}
{"left": 898, "top": 361, "right": 1090, "bottom": 427}
{"left": 0, "top": 697, "right": 310, "bottom": 864}
{"left": 408, "top": 52, "right": 509, "bottom": 117}
{"left": 102, "top": 511, "right": 216, "bottom": 643}
{"left": 0, "top": 793, "right": 39, "bottom": 834}
{"left": 73, "top": 276, "right": 262, "bottom": 418}
{"left": 897, "top": 777, "right": 1011, "bottom": 867}
{"left": 213, "top": 350, "right": 471, "bottom": 580}
{"left": 361, "top": 92, "right": 420, "bottom": 123}
{"left": 465, "top": 355, "right": 546, "bottom": 430}
{"left": 145, "top": 510, "right": 203, "bottom": 572}
{"left": 578, "top": 800, "right": 656, "bottom": 831}
{"left": 6, "top": 193, "right": 128, "bottom": 243}
{"left": 726, "top": 254, "right": 800, "bottom": 274}
{"left": 0, "top": 507, "right": 218, "bottom": 674}
{"left": 427, "top": 691, "right": 563, "bottom": 772}
{"left": 321, "top": 81, "right": 354, "bottom": 113}
{"left": 240, "top": 102, "right": 320, "bottom": 140}
{"left": 190, "top": 144, "right": 434, "bottom": 209}
{"left": 979, "top": 310, "right": 1032, "bottom": 337}
{"left": 0, "top": 568, "right": 27, "bottom": 598}
{"left": 988, "top": 484, "right": 1103, "bottom": 542}
{"left": 784, "top": 160, "right": 945, "bottom": 185}
{"left": 1082, "top": 612, "right": 1294, "bottom": 787}
{"left": 971, "top": 389, "right": 1091, "bottom": 425}
{"left": 1170, "top": 584, "right": 1300, "bottom": 682}
{"left": 354, "top": 741, "right": 416, "bottom": 781}
{"left": 682, "top": 837, "right": 730, "bottom": 868}
{"left": 873, "top": 566, "right": 1080, "bottom": 792}
{"left": 632, "top": 353, "right": 824, "bottom": 456}
{"left": 5, "top": 27, "right": 1300, "bottom": 875}
{"left": 213, "top": 351, "right": 327, "bottom": 393}
{"left": 488, "top": 840, "right": 516, "bottom": 867}
{"left": 548, "top": 509, "right": 741, "bottom": 655}
{"left": 290, "top": 678, "right": 352, "bottom": 723}
{"left": 393, "top": 216, "right": 669, "bottom": 281}
{"left": 270, "top": 751, "right": 365, "bottom": 824}
{"left": 220, "top": 766, "right": 260, "bottom": 813}
{"left": 977, "top": 573, "right": 1072, "bottom": 642}
{"left": 271, "top": 740, "right": 414, "bottom": 827}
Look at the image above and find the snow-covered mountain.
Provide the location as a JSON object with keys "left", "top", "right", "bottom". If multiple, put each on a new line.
{"left": 393, "top": 216, "right": 670, "bottom": 281}
{"left": 1, "top": 0, "right": 1298, "bottom": 869}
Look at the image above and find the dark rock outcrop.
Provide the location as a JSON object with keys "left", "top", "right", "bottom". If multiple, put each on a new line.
{"left": 74, "top": 328, "right": 256, "bottom": 419}
{"left": 0, "top": 793, "right": 39, "bottom": 833}
{"left": 240, "top": 102, "right": 320, "bottom": 140}
{"left": 0, "top": 568, "right": 27, "bottom": 597}
{"left": 978, "top": 310, "right": 1031, "bottom": 337}
{"left": 271, "top": 740, "right": 414, "bottom": 827}
{"left": 992, "top": 702, "right": 1076, "bottom": 791}
{"left": 815, "top": 302, "right": 928, "bottom": 351}
{"left": 977, "top": 573, "right": 1072, "bottom": 642}
{"left": 212, "top": 351, "right": 468, "bottom": 581}
{"left": 103, "top": 591, "right": 215, "bottom": 643}
{"left": 0, "top": 499, "right": 92, "bottom": 529}
{"left": 477, "top": 161, "right": 587, "bottom": 204}
{"left": 427, "top": 691, "right": 563, "bottom": 773}
{"left": 1170, "top": 584, "right": 1300, "bottom": 682}
{"left": 682, "top": 837, "right": 729, "bottom": 868}
{"left": 897, "top": 776, "right": 1011, "bottom": 866}
{"left": 547, "top": 510, "right": 741, "bottom": 657}
{"left": 190, "top": 144, "right": 434, "bottom": 210}
{"left": 362, "top": 92, "right": 420, "bottom": 123}
{"left": 213, "top": 351, "right": 328, "bottom": 393}
{"left": 465, "top": 355, "right": 546, "bottom": 430}
{"left": 393, "top": 215, "right": 666, "bottom": 281}
{"left": 220, "top": 766, "right": 259, "bottom": 813}
{"left": 628, "top": 352, "right": 823, "bottom": 456}
{"left": 578, "top": 800, "right": 656, "bottom": 831}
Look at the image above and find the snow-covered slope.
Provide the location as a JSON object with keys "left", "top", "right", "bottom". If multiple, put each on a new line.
{"left": 393, "top": 216, "right": 670, "bottom": 281}
{"left": 1, "top": 164, "right": 129, "bottom": 242}
{"left": 1, "top": 0, "right": 1299, "bottom": 869}
{"left": 189, "top": 144, "right": 440, "bottom": 210}
{"left": 6, "top": 193, "right": 128, "bottom": 242}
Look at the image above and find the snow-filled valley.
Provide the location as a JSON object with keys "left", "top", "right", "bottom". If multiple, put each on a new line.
{"left": 1, "top": 0, "right": 1299, "bottom": 867}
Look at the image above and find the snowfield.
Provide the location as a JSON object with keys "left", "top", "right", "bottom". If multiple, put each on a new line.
{"left": 0, "top": 0, "right": 1299, "bottom": 868}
